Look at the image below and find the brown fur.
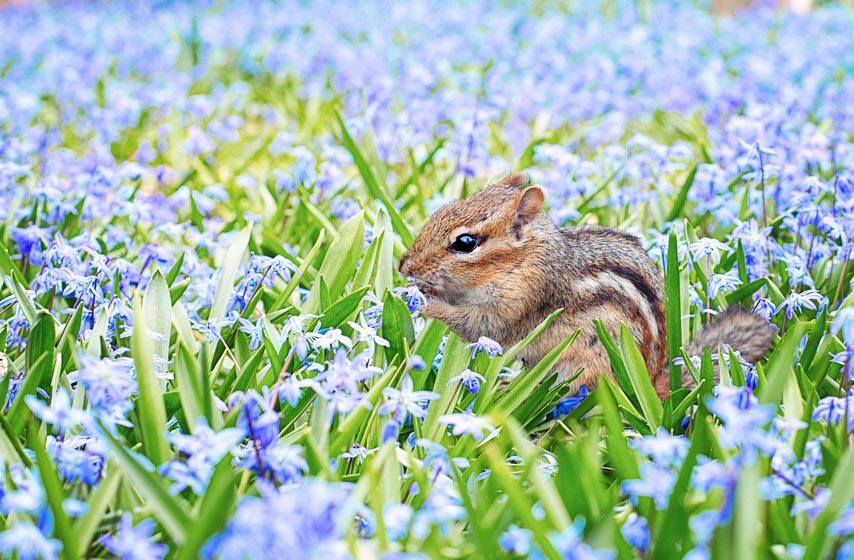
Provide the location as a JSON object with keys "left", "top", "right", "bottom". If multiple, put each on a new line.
{"left": 399, "top": 173, "right": 775, "bottom": 398}
{"left": 682, "top": 305, "right": 777, "bottom": 385}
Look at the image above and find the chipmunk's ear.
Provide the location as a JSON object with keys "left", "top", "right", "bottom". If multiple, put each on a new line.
{"left": 494, "top": 172, "right": 531, "bottom": 190}
{"left": 513, "top": 186, "right": 544, "bottom": 229}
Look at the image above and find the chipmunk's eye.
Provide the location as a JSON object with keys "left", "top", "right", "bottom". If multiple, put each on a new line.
{"left": 451, "top": 234, "right": 479, "bottom": 253}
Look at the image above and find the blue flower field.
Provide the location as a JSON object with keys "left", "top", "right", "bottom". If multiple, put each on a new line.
{"left": 1, "top": 0, "right": 854, "bottom": 558}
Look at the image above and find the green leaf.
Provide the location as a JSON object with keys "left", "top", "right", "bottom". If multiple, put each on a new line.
{"left": 9, "top": 314, "right": 55, "bottom": 434}
{"left": 0, "top": 241, "right": 37, "bottom": 325}
{"left": 619, "top": 324, "right": 664, "bottom": 430}
{"left": 380, "top": 290, "right": 415, "bottom": 363}
{"left": 176, "top": 457, "right": 238, "bottom": 560}
{"left": 724, "top": 277, "right": 766, "bottom": 306}
{"left": 132, "top": 293, "right": 170, "bottom": 465}
{"left": 99, "top": 425, "right": 191, "bottom": 544}
{"left": 482, "top": 444, "right": 562, "bottom": 560}
{"left": 270, "top": 230, "right": 325, "bottom": 312}
{"left": 305, "top": 211, "right": 365, "bottom": 313}
{"left": 757, "top": 320, "right": 805, "bottom": 405}
{"left": 73, "top": 469, "right": 123, "bottom": 558}
{"left": 800, "top": 312, "right": 826, "bottom": 373}
{"left": 372, "top": 206, "right": 395, "bottom": 296}
{"left": 665, "top": 164, "right": 697, "bottom": 222}
{"left": 175, "top": 343, "right": 206, "bottom": 430}
{"left": 651, "top": 416, "right": 709, "bottom": 557}
{"left": 143, "top": 269, "right": 173, "bottom": 388}
{"left": 319, "top": 286, "right": 370, "bottom": 329}
{"left": 595, "top": 320, "right": 637, "bottom": 403}
{"left": 496, "top": 329, "right": 579, "bottom": 417}
{"left": 29, "top": 422, "right": 75, "bottom": 560}
{"left": 351, "top": 229, "right": 384, "bottom": 292}
{"left": 423, "top": 332, "right": 469, "bottom": 441}
{"left": 210, "top": 225, "right": 252, "bottom": 324}
{"left": 665, "top": 230, "right": 683, "bottom": 391}
{"left": 802, "top": 446, "right": 854, "bottom": 560}
{"left": 733, "top": 454, "right": 762, "bottom": 558}
{"left": 598, "top": 378, "right": 641, "bottom": 480}
{"left": 335, "top": 111, "right": 414, "bottom": 247}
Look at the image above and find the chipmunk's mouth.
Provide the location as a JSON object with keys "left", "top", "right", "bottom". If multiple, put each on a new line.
{"left": 412, "top": 280, "right": 446, "bottom": 303}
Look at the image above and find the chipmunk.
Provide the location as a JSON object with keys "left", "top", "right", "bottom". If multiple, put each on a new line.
{"left": 398, "top": 172, "right": 775, "bottom": 398}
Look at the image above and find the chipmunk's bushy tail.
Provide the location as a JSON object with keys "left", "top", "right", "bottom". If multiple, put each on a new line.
{"left": 682, "top": 306, "right": 776, "bottom": 385}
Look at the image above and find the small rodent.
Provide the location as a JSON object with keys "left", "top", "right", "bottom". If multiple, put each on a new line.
{"left": 398, "top": 172, "right": 775, "bottom": 398}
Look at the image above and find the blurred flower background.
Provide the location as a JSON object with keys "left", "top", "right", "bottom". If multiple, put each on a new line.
{"left": 0, "top": 0, "right": 853, "bottom": 558}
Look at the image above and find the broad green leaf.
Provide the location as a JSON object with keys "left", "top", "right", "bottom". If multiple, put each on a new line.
{"left": 99, "top": 426, "right": 191, "bottom": 544}
{"left": 619, "top": 323, "right": 663, "bottom": 430}
{"left": 495, "top": 329, "right": 579, "bottom": 417}
{"left": 9, "top": 314, "right": 55, "bottom": 434}
{"left": 802, "top": 446, "right": 854, "bottom": 560}
{"left": 665, "top": 230, "right": 683, "bottom": 391}
{"left": 175, "top": 343, "right": 206, "bottom": 431}
{"left": 0, "top": 241, "right": 37, "bottom": 325}
{"left": 757, "top": 320, "right": 805, "bottom": 405}
{"left": 132, "top": 293, "right": 170, "bottom": 465}
{"left": 372, "top": 206, "right": 395, "bottom": 296}
{"left": 176, "top": 456, "right": 238, "bottom": 560}
{"left": 380, "top": 290, "right": 415, "bottom": 363}
{"left": 305, "top": 211, "right": 365, "bottom": 313}
{"left": 29, "top": 422, "right": 75, "bottom": 560}
{"left": 210, "top": 225, "right": 252, "bottom": 324}
{"left": 423, "top": 332, "right": 470, "bottom": 441}
{"left": 143, "top": 269, "right": 172, "bottom": 389}
{"left": 474, "top": 309, "right": 564, "bottom": 414}
{"left": 73, "top": 469, "right": 123, "bottom": 558}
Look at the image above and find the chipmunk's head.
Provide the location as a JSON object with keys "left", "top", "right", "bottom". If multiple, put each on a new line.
{"left": 398, "top": 173, "right": 550, "bottom": 315}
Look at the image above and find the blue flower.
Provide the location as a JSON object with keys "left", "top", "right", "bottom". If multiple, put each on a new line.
{"left": 553, "top": 385, "right": 589, "bottom": 417}
{"left": 538, "top": 521, "right": 614, "bottom": 560}
{"left": 100, "top": 513, "right": 167, "bottom": 560}
{"left": 160, "top": 419, "right": 244, "bottom": 495}
{"left": 464, "top": 336, "right": 503, "bottom": 358}
{"left": 448, "top": 368, "right": 485, "bottom": 394}
{"left": 204, "top": 479, "right": 354, "bottom": 559}
{"left": 622, "top": 463, "right": 675, "bottom": 509}
{"left": 378, "top": 375, "right": 439, "bottom": 423}
{"left": 238, "top": 317, "right": 264, "bottom": 350}
{"left": 832, "top": 307, "right": 854, "bottom": 348}
{"left": 629, "top": 428, "right": 689, "bottom": 468}
{"left": 829, "top": 502, "right": 854, "bottom": 536}
{"left": 0, "top": 521, "right": 62, "bottom": 560}
{"left": 67, "top": 354, "right": 137, "bottom": 428}
{"left": 621, "top": 514, "right": 649, "bottom": 552}
{"left": 499, "top": 524, "right": 532, "bottom": 555}
{"left": 438, "top": 411, "right": 497, "bottom": 441}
